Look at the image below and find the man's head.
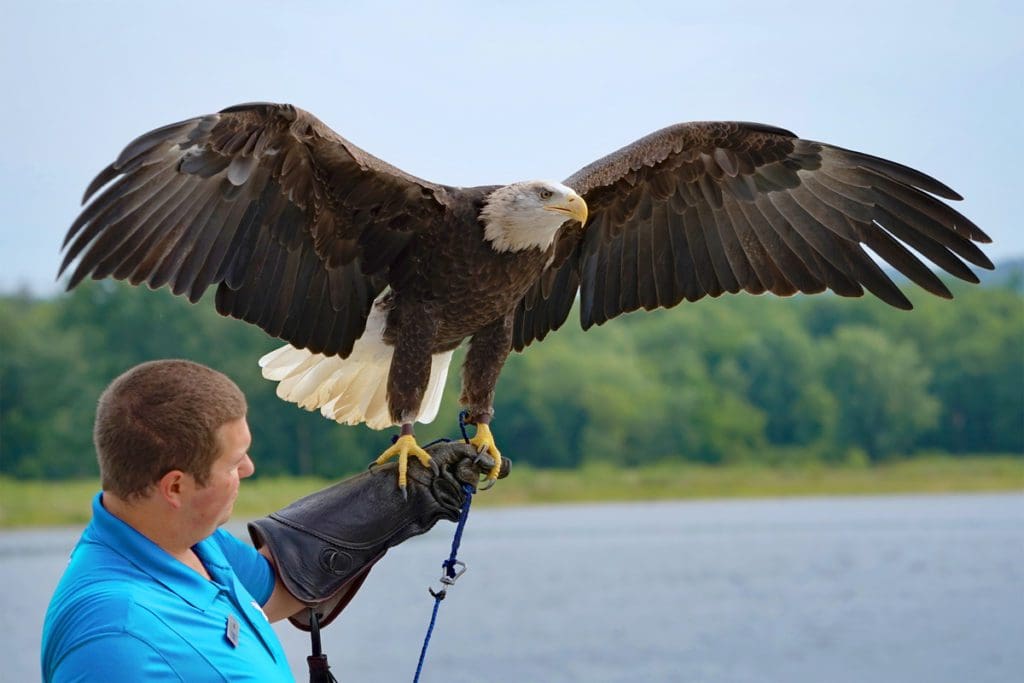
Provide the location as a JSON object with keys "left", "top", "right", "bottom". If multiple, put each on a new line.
{"left": 95, "top": 359, "right": 248, "bottom": 500}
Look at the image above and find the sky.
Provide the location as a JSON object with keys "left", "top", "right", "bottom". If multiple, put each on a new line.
{"left": 1, "top": 0, "right": 1021, "bottom": 295}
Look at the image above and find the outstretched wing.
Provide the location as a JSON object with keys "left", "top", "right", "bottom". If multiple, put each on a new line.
{"left": 59, "top": 102, "right": 452, "bottom": 356}
{"left": 513, "top": 121, "right": 992, "bottom": 349}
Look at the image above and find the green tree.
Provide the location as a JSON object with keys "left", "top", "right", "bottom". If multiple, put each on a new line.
{"left": 823, "top": 325, "right": 940, "bottom": 459}
{"left": 617, "top": 301, "right": 768, "bottom": 463}
{"left": 1, "top": 295, "right": 103, "bottom": 477}
{"left": 496, "top": 322, "right": 665, "bottom": 467}
{"left": 3, "top": 271, "right": 1020, "bottom": 480}
{"left": 736, "top": 310, "right": 838, "bottom": 449}
{"left": 884, "top": 286, "right": 1024, "bottom": 454}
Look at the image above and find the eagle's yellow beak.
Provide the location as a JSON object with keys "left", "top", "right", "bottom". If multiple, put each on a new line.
{"left": 544, "top": 192, "right": 588, "bottom": 227}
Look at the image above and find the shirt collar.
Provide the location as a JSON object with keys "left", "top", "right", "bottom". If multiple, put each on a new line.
{"left": 83, "top": 492, "right": 224, "bottom": 611}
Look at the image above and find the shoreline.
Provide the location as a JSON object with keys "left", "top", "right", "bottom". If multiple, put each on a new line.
{"left": 2, "top": 454, "right": 1020, "bottom": 528}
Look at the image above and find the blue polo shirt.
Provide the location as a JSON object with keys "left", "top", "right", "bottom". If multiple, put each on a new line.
{"left": 41, "top": 493, "right": 294, "bottom": 682}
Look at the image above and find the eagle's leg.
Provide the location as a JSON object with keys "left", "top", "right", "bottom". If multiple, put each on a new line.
{"left": 373, "top": 423, "right": 434, "bottom": 498}
{"left": 468, "top": 420, "right": 503, "bottom": 490}
{"left": 460, "top": 317, "right": 513, "bottom": 489}
{"left": 374, "top": 309, "right": 438, "bottom": 496}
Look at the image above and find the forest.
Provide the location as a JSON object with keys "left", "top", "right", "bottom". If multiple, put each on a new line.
{"left": 2, "top": 272, "right": 1021, "bottom": 480}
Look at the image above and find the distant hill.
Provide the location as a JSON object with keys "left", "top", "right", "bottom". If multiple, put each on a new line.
{"left": 883, "top": 256, "right": 1024, "bottom": 294}
{"left": 979, "top": 257, "right": 1024, "bottom": 292}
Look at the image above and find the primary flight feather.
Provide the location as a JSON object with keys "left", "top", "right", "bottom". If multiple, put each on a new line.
{"left": 58, "top": 103, "right": 992, "bottom": 492}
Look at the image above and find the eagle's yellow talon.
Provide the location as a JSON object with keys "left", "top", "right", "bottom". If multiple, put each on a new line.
{"left": 375, "top": 434, "right": 432, "bottom": 491}
{"left": 469, "top": 423, "right": 503, "bottom": 486}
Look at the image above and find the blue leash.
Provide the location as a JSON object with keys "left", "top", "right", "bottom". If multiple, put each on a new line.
{"left": 412, "top": 413, "right": 476, "bottom": 683}
{"left": 412, "top": 481, "right": 474, "bottom": 682}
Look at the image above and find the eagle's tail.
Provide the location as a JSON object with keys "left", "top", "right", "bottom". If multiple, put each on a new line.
{"left": 258, "top": 337, "right": 453, "bottom": 431}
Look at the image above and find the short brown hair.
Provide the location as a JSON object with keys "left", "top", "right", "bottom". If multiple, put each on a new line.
{"left": 95, "top": 359, "right": 247, "bottom": 499}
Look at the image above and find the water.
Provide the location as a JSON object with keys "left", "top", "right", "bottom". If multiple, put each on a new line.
{"left": 3, "top": 494, "right": 1022, "bottom": 682}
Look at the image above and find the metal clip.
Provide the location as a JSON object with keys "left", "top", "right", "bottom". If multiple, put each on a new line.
{"left": 428, "top": 560, "right": 467, "bottom": 600}
{"left": 440, "top": 560, "right": 467, "bottom": 585}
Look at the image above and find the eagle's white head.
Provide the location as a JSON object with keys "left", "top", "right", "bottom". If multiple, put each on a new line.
{"left": 480, "top": 181, "right": 588, "bottom": 253}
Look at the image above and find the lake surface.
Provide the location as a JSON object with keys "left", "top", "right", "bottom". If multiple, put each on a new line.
{"left": 3, "top": 493, "right": 1022, "bottom": 682}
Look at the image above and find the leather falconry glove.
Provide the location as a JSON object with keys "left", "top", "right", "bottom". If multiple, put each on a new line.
{"left": 248, "top": 440, "right": 510, "bottom": 630}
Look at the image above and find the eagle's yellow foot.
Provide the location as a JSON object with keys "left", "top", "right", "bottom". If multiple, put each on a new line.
{"left": 469, "top": 423, "right": 503, "bottom": 490}
{"left": 374, "top": 434, "right": 434, "bottom": 498}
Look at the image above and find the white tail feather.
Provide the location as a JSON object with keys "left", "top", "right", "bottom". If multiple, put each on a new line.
{"left": 258, "top": 307, "right": 454, "bottom": 429}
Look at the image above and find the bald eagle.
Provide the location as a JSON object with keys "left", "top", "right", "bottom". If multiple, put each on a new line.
{"left": 59, "top": 103, "right": 992, "bottom": 492}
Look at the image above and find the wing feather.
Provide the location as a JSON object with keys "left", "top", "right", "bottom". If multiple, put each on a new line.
{"left": 175, "top": 190, "right": 255, "bottom": 300}
{"left": 190, "top": 191, "right": 261, "bottom": 297}
{"left": 635, "top": 213, "right": 660, "bottom": 310}
{"left": 659, "top": 202, "right": 689, "bottom": 305}
{"left": 679, "top": 205, "right": 719, "bottom": 297}
{"left": 619, "top": 211, "right": 641, "bottom": 314}
{"left": 695, "top": 200, "right": 739, "bottom": 293}
{"left": 514, "top": 121, "right": 990, "bottom": 348}
{"left": 87, "top": 174, "right": 195, "bottom": 283}
{"left": 722, "top": 196, "right": 787, "bottom": 294}
{"left": 746, "top": 197, "right": 826, "bottom": 292}
{"left": 178, "top": 193, "right": 258, "bottom": 296}
{"left": 861, "top": 227, "right": 952, "bottom": 299}
{"left": 716, "top": 203, "right": 763, "bottom": 295}
{"left": 665, "top": 205, "right": 697, "bottom": 304}
{"left": 600, "top": 230, "right": 623, "bottom": 323}
{"left": 64, "top": 169, "right": 184, "bottom": 285}
{"left": 60, "top": 102, "right": 454, "bottom": 356}
{"left": 131, "top": 180, "right": 216, "bottom": 287}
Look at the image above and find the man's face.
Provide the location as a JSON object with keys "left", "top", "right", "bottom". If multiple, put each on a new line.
{"left": 184, "top": 417, "right": 254, "bottom": 535}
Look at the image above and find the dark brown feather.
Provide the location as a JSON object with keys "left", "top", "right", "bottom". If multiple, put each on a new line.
{"left": 735, "top": 199, "right": 823, "bottom": 294}
{"left": 59, "top": 102, "right": 452, "bottom": 357}
{"left": 516, "top": 120, "right": 991, "bottom": 348}
{"left": 694, "top": 200, "right": 739, "bottom": 293}
{"left": 635, "top": 218, "right": 659, "bottom": 310}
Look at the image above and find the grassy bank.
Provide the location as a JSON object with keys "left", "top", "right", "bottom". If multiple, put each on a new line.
{"left": 1, "top": 455, "right": 1020, "bottom": 528}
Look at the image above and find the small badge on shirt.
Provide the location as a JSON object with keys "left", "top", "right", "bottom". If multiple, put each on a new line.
{"left": 225, "top": 614, "right": 240, "bottom": 648}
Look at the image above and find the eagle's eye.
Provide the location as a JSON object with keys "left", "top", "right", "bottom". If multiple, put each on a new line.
{"left": 538, "top": 188, "right": 553, "bottom": 200}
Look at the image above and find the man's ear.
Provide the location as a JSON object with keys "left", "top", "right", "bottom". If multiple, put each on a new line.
{"left": 157, "top": 470, "right": 188, "bottom": 509}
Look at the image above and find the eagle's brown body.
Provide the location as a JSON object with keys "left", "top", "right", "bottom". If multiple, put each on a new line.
{"left": 378, "top": 186, "right": 558, "bottom": 424}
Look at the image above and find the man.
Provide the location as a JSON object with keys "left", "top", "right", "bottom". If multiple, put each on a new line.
{"left": 42, "top": 359, "right": 498, "bottom": 681}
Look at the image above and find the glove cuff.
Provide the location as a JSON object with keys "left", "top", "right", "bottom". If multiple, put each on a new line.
{"left": 249, "top": 513, "right": 387, "bottom": 630}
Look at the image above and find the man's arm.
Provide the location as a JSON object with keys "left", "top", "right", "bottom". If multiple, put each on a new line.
{"left": 248, "top": 441, "right": 509, "bottom": 631}
{"left": 210, "top": 528, "right": 305, "bottom": 622}
{"left": 258, "top": 546, "right": 307, "bottom": 622}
